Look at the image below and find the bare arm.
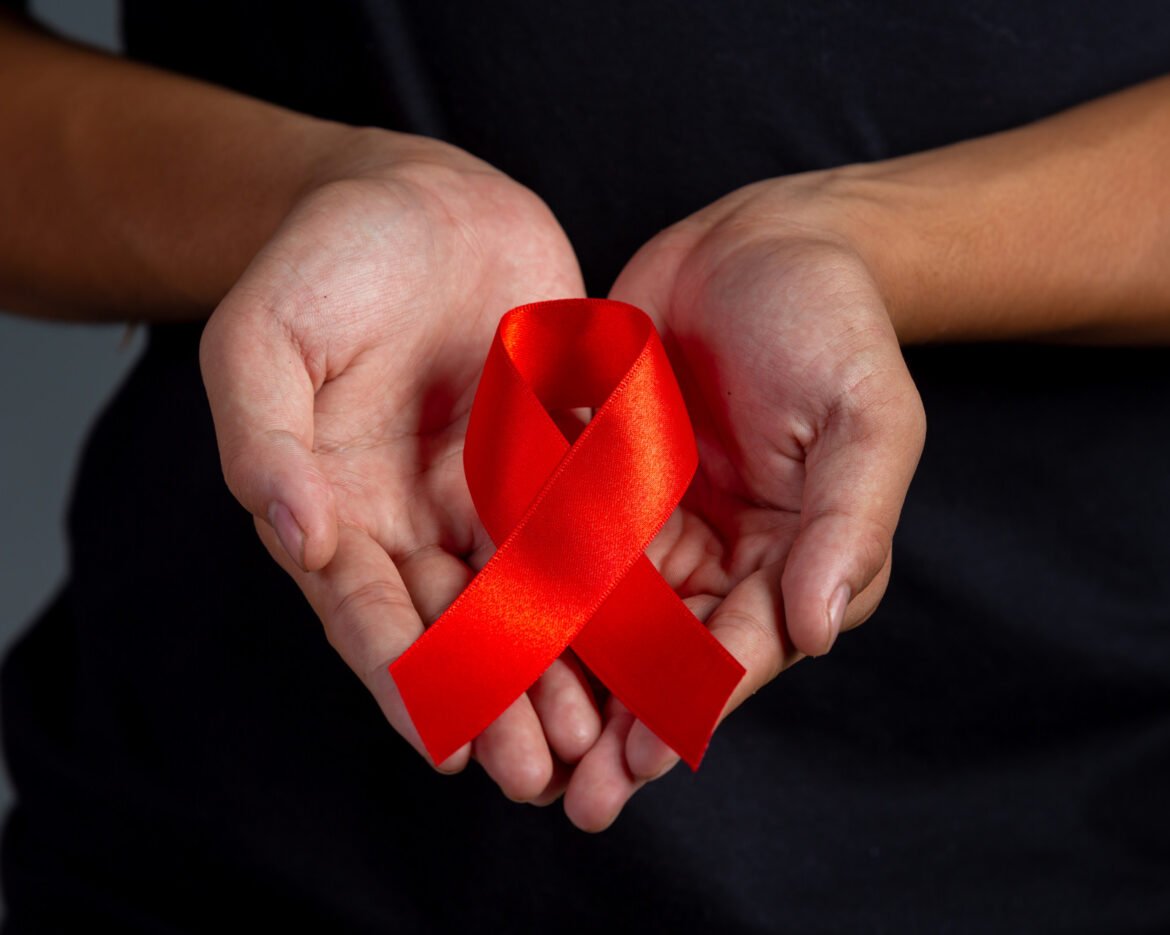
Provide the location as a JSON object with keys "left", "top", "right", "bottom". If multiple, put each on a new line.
{"left": 828, "top": 75, "right": 1170, "bottom": 343}
{"left": 0, "top": 10, "right": 350, "bottom": 319}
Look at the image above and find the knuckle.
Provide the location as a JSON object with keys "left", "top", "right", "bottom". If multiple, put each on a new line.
{"left": 219, "top": 444, "right": 256, "bottom": 504}
{"left": 855, "top": 521, "right": 894, "bottom": 579}
{"left": 218, "top": 429, "right": 307, "bottom": 513}
{"left": 712, "top": 607, "right": 783, "bottom": 685}
{"left": 331, "top": 579, "right": 412, "bottom": 628}
{"left": 804, "top": 507, "right": 895, "bottom": 565}
{"left": 326, "top": 579, "right": 416, "bottom": 674}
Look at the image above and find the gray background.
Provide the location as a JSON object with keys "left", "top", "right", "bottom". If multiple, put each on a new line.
{"left": 0, "top": 0, "right": 130, "bottom": 845}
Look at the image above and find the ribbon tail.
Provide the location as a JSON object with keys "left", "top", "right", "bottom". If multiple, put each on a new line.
{"left": 572, "top": 556, "right": 746, "bottom": 770}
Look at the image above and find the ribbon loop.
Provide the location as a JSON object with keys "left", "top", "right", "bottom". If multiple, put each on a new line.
{"left": 390, "top": 299, "right": 745, "bottom": 769}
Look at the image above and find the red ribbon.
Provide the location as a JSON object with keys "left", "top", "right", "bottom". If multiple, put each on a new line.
{"left": 390, "top": 299, "right": 745, "bottom": 769}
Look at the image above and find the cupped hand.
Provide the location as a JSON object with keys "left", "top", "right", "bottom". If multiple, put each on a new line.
{"left": 200, "top": 129, "right": 600, "bottom": 802}
{"left": 562, "top": 173, "right": 926, "bottom": 829}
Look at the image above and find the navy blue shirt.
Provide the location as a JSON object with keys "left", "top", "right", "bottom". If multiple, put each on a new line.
{"left": 4, "top": 3, "right": 1170, "bottom": 931}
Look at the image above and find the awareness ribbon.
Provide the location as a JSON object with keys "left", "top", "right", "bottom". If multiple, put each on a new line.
{"left": 390, "top": 298, "right": 745, "bottom": 769}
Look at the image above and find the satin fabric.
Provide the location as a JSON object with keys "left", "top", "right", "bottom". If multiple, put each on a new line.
{"left": 390, "top": 299, "right": 745, "bottom": 768}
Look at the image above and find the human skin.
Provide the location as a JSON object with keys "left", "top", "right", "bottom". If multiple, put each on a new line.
{"left": 3, "top": 10, "right": 1170, "bottom": 830}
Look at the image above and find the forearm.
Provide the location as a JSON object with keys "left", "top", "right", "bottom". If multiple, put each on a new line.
{"left": 830, "top": 74, "right": 1170, "bottom": 344}
{"left": 0, "top": 11, "right": 352, "bottom": 320}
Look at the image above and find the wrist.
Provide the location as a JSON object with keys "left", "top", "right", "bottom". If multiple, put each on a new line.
{"left": 787, "top": 163, "right": 934, "bottom": 345}
{"left": 801, "top": 76, "right": 1170, "bottom": 348}
{"left": 171, "top": 113, "right": 357, "bottom": 311}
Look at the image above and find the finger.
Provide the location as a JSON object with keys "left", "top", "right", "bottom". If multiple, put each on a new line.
{"left": 707, "top": 564, "right": 798, "bottom": 706}
{"left": 201, "top": 301, "right": 339, "bottom": 572}
{"left": 781, "top": 369, "right": 925, "bottom": 656}
{"left": 472, "top": 695, "right": 554, "bottom": 803}
{"left": 529, "top": 756, "right": 574, "bottom": 808}
{"left": 257, "top": 521, "right": 470, "bottom": 773}
{"left": 643, "top": 508, "right": 730, "bottom": 596}
{"left": 527, "top": 653, "right": 601, "bottom": 764}
{"left": 395, "top": 544, "right": 475, "bottom": 624}
{"left": 563, "top": 698, "right": 644, "bottom": 833}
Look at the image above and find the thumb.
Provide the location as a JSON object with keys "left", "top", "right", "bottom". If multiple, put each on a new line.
{"left": 199, "top": 300, "right": 339, "bottom": 572}
{"left": 781, "top": 367, "right": 925, "bottom": 657}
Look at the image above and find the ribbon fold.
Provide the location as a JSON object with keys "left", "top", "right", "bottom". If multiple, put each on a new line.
{"left": 390, "top": 298, "right": 745, "bottom": 769}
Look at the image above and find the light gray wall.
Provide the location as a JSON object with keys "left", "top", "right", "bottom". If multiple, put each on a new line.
{"left": 0, "top": 320, "right": 141, "bottom": 638}
{"left": 0, "top": 0, "right": 130, "bottom": 892}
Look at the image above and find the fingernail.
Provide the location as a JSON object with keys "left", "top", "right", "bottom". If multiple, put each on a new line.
{"left": 268, "top": 501, "right": 305, "bottom": 569}
{"left": 827, "top": 583, "right": 851, "bottom": 651}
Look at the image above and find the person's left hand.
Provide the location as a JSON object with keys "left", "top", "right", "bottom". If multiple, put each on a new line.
{"left": 558, "top": 172, "right": 927, "bottom": 830}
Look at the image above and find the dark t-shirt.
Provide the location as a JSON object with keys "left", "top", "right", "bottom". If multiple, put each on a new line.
{"left": 3, "top": 2, "right": 1170, "bottom": 932}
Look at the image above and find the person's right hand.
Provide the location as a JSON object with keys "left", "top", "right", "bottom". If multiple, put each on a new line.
{"left": 200, "top": 129, "right": 600, "bottom": 802}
